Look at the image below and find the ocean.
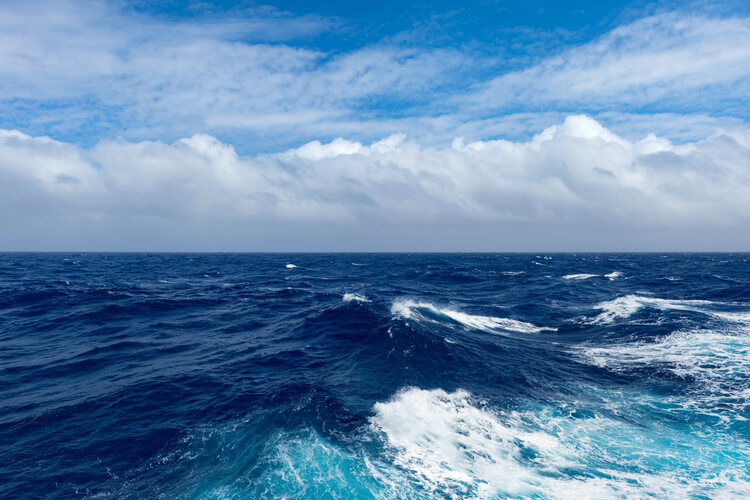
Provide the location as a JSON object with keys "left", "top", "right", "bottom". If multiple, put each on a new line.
{"left": 1, "top": 253, "right": 748, "bottom": 498}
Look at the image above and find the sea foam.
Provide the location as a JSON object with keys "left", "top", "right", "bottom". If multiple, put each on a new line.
{"left": 370, "top": 387, "right": 750, "bottom": 499}
{"left": 342, "top": 293, "right": 370, "bottom": 303}
{"left": 579, "top": 329, "right": 750, "bottom": 418}
{"left": 391, "top": 299, "right": 554, "bottom": 333}
{"left": 589, "top": 294, "right": 750, "bottom": 325}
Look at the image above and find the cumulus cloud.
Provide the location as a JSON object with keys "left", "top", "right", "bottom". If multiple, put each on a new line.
{"left": 2, "top": 115, "right": 749, "bottom": 250}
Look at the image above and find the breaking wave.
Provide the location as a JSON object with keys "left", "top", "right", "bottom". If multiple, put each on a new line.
{"left": 343, "top": 293, "right": 370, "bottom": 303}
{"left": 369, "top": 387, "right": 750, "bottom": 499}
{"left": 589, "top": 294, "right": 750, "bottom": 325}
{"left": 390, "top": 299, "right": 555, "bottom": 333}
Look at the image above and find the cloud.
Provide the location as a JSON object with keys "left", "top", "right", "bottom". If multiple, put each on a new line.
{"left": 2, "top": 115, "right": 750, "bottom": 250}
{"left": 1, "top": 1, "right": 749, "bottom": 251}
{"left": 0, "top": 0, "right": 465, "bottom": 149}
{"left": 467, "top": 12, "right": 750, "bottom": 114}
{"left": 2, "top": 1, "right": 749, "bottom": 152}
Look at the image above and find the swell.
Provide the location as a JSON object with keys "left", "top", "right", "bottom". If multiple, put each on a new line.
{"left": 2, "top": 253, "right": 749, "bottom": 498}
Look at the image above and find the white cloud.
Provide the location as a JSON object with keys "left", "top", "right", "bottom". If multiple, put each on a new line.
{"left": 0, "top": 0, "right": 464, "bottom": 147}
{"left": 2, "top": 115, "right": 750, "bottom": 250}
{"left": 468, "top": 12, "right": 750, "bottom": 111}
{"left": 2, "top": 2, "right": 749, "bottom": 151}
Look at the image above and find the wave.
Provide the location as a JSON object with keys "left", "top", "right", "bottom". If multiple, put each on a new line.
{"left": 178, "top": 425, "right": 413, "bottom": 499}
{"left": 285, "top": 263, "right": 297, "bottom": 269}
{"left": 589, "top": 294, "right": 750, "bottom": 325}
{"left": 370, "top": 387, "right": 750, "bottom": 499}
{"left": 581, "top": 329, "right": 749, "bottom": 384}
{"left": 563, "top": 273, "right": 598, "bottom": 280}
{"left": 342, "top": 293, "right": 370, "bottom": 303}
{"left": 579, "top": 329, "right": 750, "bottom": 420}
{"left": 604, "top": 271, "right": 622, "bottom": 280}
{"left": 391, "top": 299, "right": 554, "bottom": 333}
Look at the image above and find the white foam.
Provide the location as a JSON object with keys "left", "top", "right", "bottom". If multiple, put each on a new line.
{"left": 579, "top": 329, "right": 750, "bottom": 419}
{"left": 589, "top": 294, "right": 749, "bottom": 325}
{"left": 285, "top": 263, "right": 297, "bottom": 269}
{"left": 343, "top": 293, "right": 370, "bottom": 303}
{"left": 391, "top": 299, "right": 555, "bottom": 333}
{"left": 604, "top": 271, "right": 622, "bottom": 280}
{"left": 178, "top": 386, "right": 750, "bottom": 498}
{"left": 371, "top": 387, "right": 750, "bottom": 499}
{"left": 563, "top": 273, "right": 598, "bottom": 280}
{"left": 581, "top": 330, "right": 750, "bottom": 386}
{"left": 371, "top": 388, "right": 559, "bottom": 497}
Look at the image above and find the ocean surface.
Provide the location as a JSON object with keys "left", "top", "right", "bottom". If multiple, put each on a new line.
{"left": 1, "top": 253, "right": 749, "bottom": 499}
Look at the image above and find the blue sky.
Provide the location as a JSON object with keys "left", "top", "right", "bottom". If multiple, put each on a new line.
{"left": 3, "top": 0, "right": 749, "bottom": 152}
{"left": 1, "top": 0, "right": 750, "bottom": 250}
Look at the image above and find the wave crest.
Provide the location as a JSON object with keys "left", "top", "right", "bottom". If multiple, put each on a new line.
{"left": 391, "top": 299, "right": 554, "bottom": 333}
{"left": 370, "top": 387, "right": 750, "bottom": 499}
{"left": 589, "top": 294, "right": 750, "bottom": 325}
{"left": 342, "top": 293, "right": 370, "bottom": 303}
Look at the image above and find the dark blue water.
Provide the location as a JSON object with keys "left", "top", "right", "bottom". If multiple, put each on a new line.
{"left": 1, "top": 253, "right": 749, "bottom": 498}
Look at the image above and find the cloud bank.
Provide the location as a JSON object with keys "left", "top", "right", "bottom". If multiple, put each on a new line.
{"left": 2, "top": 115, "right": 750, "bottom": 251}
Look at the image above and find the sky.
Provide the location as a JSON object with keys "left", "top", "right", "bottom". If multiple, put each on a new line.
{"left": 1, "top": 0, "right": 750, "bottom": 251}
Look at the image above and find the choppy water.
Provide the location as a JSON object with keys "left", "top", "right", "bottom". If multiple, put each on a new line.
{"left": 1, "top": 253, "right": 749, "bottom": 498}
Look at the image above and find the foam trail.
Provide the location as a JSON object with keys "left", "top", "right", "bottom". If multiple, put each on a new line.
{"left": 343, "top": 293, "right": 370, "bottom": 303}
{"left": 581, "top": 330, "right": 750, "bottom": 387}
{"left": 589, "top": 294, "right": 749, "bottom": 324}
{"left": 563, "top": 273, "right": 598, "bottom": 280}
{"left": 391, "top": 299, "right": 555, "bottom": 333}
{"left": 579, "top": 329, "right": 750, "bottom": 419}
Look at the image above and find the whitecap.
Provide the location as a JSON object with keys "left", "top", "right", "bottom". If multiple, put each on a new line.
{"left": 343, "top": 293, "right": 370, "bottom": 303}
{"left": 563, "top": 273, "right": 598, "bottom": 280}
{"left": 604, "top": 271, "right": 622, "bottom": 280}
{"left": 589, "top": 294, "right": 748, "bottom": 325}
{"left": 579, "top": 329, "right": 750, "bottom": 419}
{"left": 370, "top": 387, "right": 750, "bottom": 499}
{"left": 285, "top": 263, "right": 297, "bottom": 269}
{"left": 391, "top": 299, "right": 555, "bottom": 333}
{"left": 581, "top": 330, "right": 750, "bottom": 386}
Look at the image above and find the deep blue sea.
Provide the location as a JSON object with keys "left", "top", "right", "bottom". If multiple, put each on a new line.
{"left": 1, "top": 253, "right": 749, "bottom": 498}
